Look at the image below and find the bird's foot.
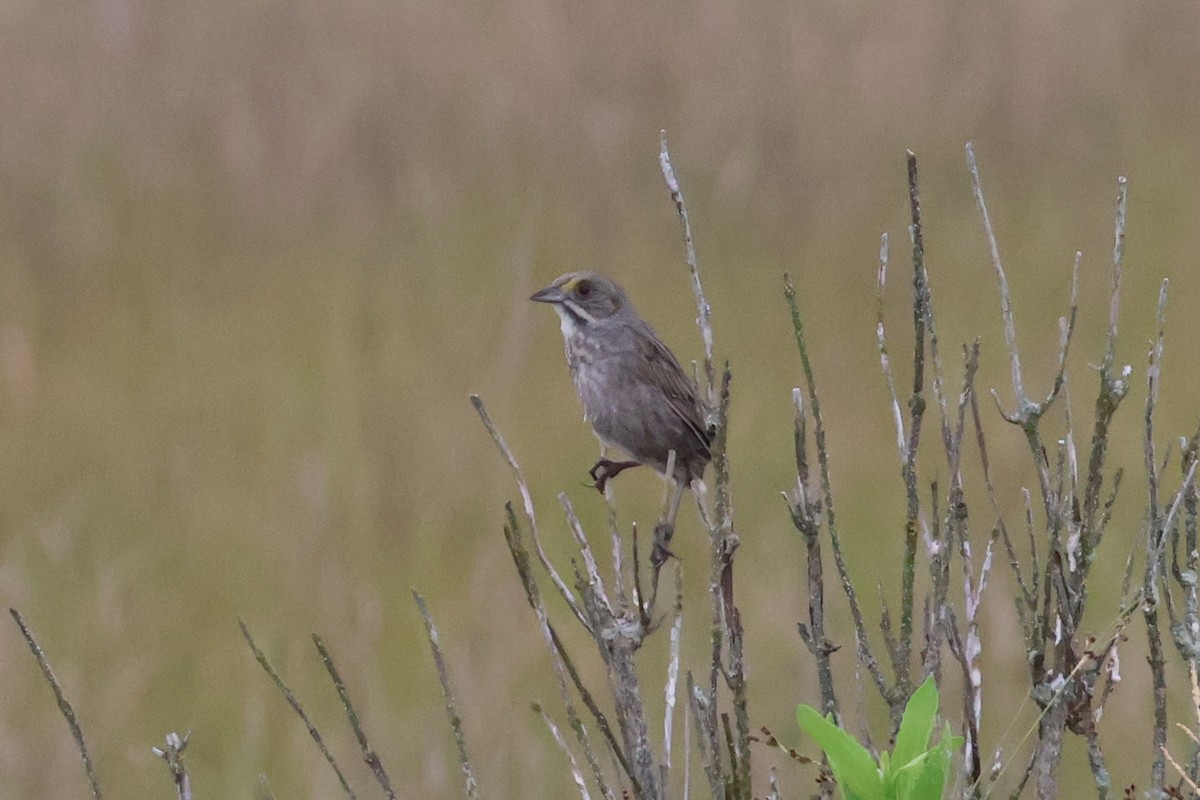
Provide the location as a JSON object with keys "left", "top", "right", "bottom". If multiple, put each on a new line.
{"left": 588, "top": 458, "right": 641, "bottom": 494}
{"left": 650, "top": 522, "right": 677, "bottom": 567}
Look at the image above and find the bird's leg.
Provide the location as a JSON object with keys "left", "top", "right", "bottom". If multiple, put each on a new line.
{"left": 691, "top": 477, "right": 714, "bottom": 531}
{"left": 651, "top": 478, "right": 686, "bottom": 568}
{"left": 588, "top": 458, "right": 641, "bottom": 494}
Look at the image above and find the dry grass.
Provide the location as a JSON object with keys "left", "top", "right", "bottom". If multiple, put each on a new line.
{"left": 2, "top": 0, "right": 1200, "bottom": 796}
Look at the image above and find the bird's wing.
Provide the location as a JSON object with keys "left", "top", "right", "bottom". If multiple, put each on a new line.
{"left": 635, "top": 326, "right": 712, "bottom": 455}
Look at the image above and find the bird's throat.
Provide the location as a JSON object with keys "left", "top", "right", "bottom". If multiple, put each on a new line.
{"left": 553, "top": 302, "right": 593, "bottom": 338}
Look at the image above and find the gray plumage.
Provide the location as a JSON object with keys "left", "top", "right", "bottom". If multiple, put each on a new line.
{"left": 530, "top": 271, "right": 711, "bottom": 485}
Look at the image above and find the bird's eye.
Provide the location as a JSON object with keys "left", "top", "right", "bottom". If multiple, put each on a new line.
{"left": 576, "top": 281, "right": 592, "bottom": 297}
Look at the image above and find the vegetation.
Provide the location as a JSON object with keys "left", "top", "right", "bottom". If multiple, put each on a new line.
{"left": 797, "top": 677, "right": 961, "bottom": 800}
{"left": 6, "top": 3, "right": 1200, "bottom": 797}
{"left": 14, "top": 143, "right": 1200, "bottom": 799}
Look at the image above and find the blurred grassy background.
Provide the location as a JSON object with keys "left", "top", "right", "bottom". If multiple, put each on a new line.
{"left": 2, "top": 0, "right": 1199, "bottom": 796}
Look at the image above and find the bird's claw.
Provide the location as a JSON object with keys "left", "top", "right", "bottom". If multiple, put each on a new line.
{"left": 650, "top": 522, "right": 677, "bottom": 567}
{"left": 588, "top": 458, "right": 641, "bottom": 494}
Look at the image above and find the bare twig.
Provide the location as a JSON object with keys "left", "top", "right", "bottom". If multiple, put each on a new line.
{"left": 965, "top": 146, "right": 1137, "bottom": 799}
{"left": 567, "top": 533, "right": 659, "bottom": 798}
{"left": 683, "top": 700, "right": 692, "bottom": 800}
{"left": 238, "top": 618, "right": 357, "bottom": 800}
{"left": 472, "top": 395, "right": 587, "bottom": 628}
{"left": 766, "top": 768, "right": 782, "bottom": 800}
{"left": 659, "top": 130, "right": 715, "bottom": 406}
{"left": 661, "top": 565, "right": 684, "bottom": 792}
{"left": 152, "top": 731, "right": 193, "bottom": 800}
{"left": 1142, "top": 277, "right": 1176, "bottom": 797}
{"left": 604, "top": 484, "right": 628, "bottom": 609}
{"left": 1163, "top": 746, "right": 1200, "bottom": 795}
{"left": 898, "top": 150, "right": 930, "bottom": 701}
{"left": 10, "top": 608, "right": 103, "bottom": 800}
{"left": 313, "top": 634, "right": 397, "bottom": 800}
{"left": 560, "top": 493, "right": 611, "bottom": 615}
{"left": 785, "top": 275, "right": 889, "bottom": 701}
{"left": 687, "top": 674, "right": 725, "bottom": 800}
{"left": 946, "top": 344, "right": 989, "bottom": 787}
{"left": 968, "top": 144, "right": 1082, "bottom": 491}
{"left": 535, "top": 702, "right": 593, "bottom": 800}
{"left": 875, "top": 232, "right": 907, "bottom": 466}
{"left": 1105, "top": 178, "right": 1128, "bottom": 373}
{"left": 701, "top": 364, "right": 751, "bottom": 799}
{"left": 966, "top": 142, "right": 1026, "bottom": 413}
{"left": 501, "top": 506, "right": 623, "bottom": 798}
{"left": 787, "top": 387, "right": 839, "bottom": 723}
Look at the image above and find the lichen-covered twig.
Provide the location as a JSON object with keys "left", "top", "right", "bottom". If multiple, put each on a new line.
{"left": 896, "top": 151, "right": 931, "bottom": 699}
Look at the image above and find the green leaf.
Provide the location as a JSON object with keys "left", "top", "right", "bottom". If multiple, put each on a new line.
{"left": 798, "top": 680, "right": 964, "bottom": 800}
{"left": 938, "top": 721, "right": 964, "bottom": 756}
{"left": 892, "top": 675, "right": 937, "bottom": 769}
{"left": 797, "top": 706, "right": 885, "bottom": 799}
{"left": 898, "top": 723, "right": 963, "bottom": 800}
{"left": 887, "top": 749, "right": 916, "bottom": 792}
{"left": 906, "top": 746, "right": 947, "bottom": 800}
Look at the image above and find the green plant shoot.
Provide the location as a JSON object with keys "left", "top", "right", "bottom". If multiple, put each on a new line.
{"left": 796, "top": 676, "right": 963, "bottom": 800}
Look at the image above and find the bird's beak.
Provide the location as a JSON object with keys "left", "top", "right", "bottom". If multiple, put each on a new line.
{"left": 530, "top": 285, "right": 566, "bottom": 304}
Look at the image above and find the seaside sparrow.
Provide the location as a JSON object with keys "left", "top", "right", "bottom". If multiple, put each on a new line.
{"left": 530, "top": 272, "right": 712, "bottom": 502}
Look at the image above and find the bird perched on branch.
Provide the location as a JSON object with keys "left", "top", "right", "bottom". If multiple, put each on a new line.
{"left": 531, "top": 271, "right": 711, "bottom": 559}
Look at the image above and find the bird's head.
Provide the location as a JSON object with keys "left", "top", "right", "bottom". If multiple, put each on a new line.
{"left": 530, "top": 272, "right": 630, "bottom": 326}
